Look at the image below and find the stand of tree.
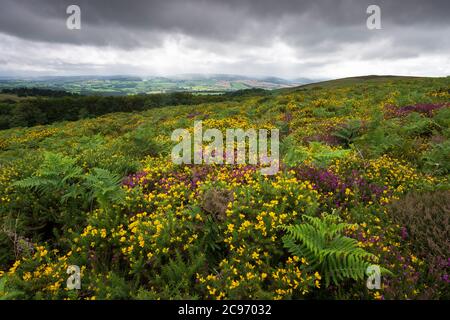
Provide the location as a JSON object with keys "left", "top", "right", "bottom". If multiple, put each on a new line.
{"left": 0, "top": 90, "right": 269, "bottom": 129}
{"left": 1, "top": 87, "right": 78, "bottom": 97}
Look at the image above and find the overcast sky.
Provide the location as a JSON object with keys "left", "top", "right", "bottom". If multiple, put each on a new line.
{"left": 0, "top": 0, "right": 449, "bottom": 79}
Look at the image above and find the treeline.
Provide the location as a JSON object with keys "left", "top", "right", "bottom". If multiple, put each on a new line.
{"left": 1, "top": 87, "right": 78, "bottom": 97}
{"left": 0, "top": 91, "right": 260, "bottom": 129}
{"left": 224, "top": 88, "right": 267, "bottom": 97}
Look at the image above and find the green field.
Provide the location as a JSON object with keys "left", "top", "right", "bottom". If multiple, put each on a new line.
{"left": 0, "top": 75, "right": 303, "bottom": 96}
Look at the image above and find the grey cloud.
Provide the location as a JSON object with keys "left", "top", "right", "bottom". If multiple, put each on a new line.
{"left": 0, "top": 0, "right": 449, "bottom": 48}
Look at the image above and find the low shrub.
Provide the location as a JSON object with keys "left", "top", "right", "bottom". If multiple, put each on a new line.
{"left": 388, "top": 190, "right": 450, "bottom": 298}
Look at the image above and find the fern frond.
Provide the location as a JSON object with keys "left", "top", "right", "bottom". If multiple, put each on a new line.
{"left": 282, "top": 212, "right": 386, "bottom": 287}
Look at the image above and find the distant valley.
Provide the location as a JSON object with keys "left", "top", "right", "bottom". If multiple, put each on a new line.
{"left": 0, "top": 74, "right": 316, "bottom": 96}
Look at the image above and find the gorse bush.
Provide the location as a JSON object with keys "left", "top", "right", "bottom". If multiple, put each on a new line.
{"left": 282, "top": 213, "right": 380, "bottom": 286}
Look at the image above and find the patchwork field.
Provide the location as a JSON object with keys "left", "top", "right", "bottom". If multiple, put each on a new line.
{"left": 0, "top": 75, "right": 305, "bottom": 96}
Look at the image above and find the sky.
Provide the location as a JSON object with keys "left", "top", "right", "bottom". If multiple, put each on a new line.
{"left": 0, "top": 0, "right": 449, "bottom": 79}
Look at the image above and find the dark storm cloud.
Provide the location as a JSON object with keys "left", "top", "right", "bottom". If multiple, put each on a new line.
{"left": 0, "top": 0, "right": 449, "bottom": 48}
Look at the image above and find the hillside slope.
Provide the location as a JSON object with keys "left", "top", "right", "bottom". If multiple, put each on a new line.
{"left": 285, "top": 75, "right": 433, "bottom": 91}
{"left": 0, "top": 76, "right": 449, "bottom": 300}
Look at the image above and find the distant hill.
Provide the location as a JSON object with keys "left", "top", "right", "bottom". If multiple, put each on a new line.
{"left": 0, "top": 74, "right": 316, "bottom": 96}
{"left": 288, "top": 75, "right": 431, "bottom": 91}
